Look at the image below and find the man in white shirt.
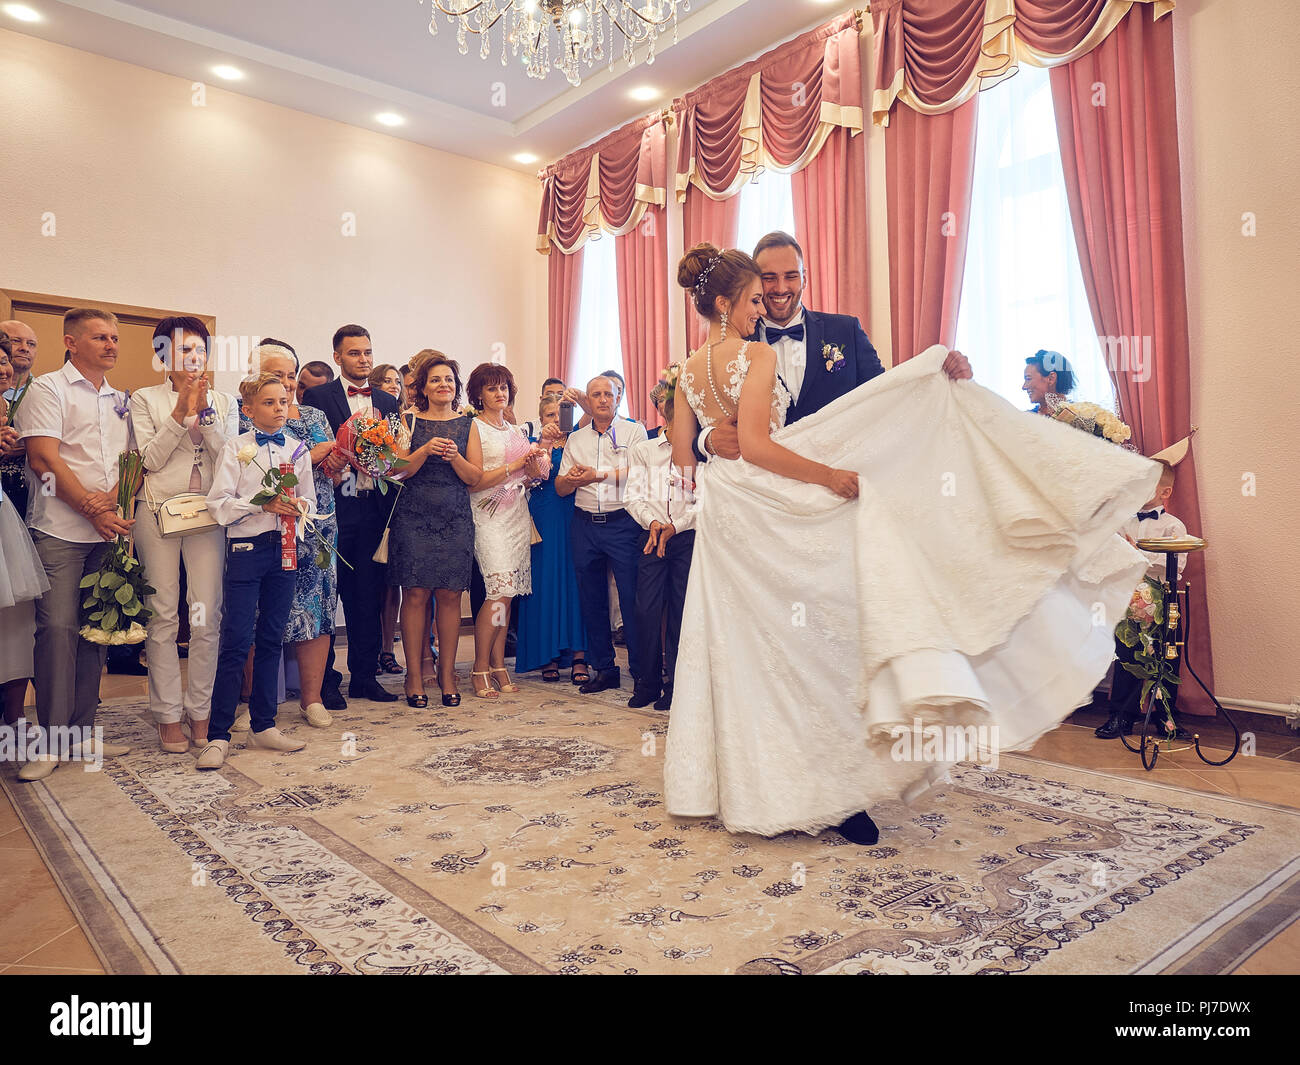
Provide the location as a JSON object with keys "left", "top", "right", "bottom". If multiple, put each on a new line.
{"left": 623, "top": 391, "right": 697, "bottom": 711}
{"left": 557, "top": 376, "right": 648, "bottom": 694}
{"left": 15, "top": 309, "right": 134, "bottom": 781}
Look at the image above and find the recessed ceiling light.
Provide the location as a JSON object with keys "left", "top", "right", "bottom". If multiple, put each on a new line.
{"left": 629, "top": 86, "right": 660, "bottom": 102}
{"left": 513, "top": 152, "right": 539, "bottom": 165}
{"left": 211, "top": 64, "right": 244, "bottom": 81}
{"left": 375, "top": 112, "right": 405, "bottom": 127}
{"left": 3, "top": 3, "right": 42, "bottom": 22}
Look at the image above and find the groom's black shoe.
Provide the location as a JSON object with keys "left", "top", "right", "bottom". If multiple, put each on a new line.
{"left": 579, "top": 667, "right": 621, "bottom": 694}
{"left": 833, "top": 812, "right": 880, "bottom": 846}
{"left": 653, "top": 684, "right": 673, "bottom": 712}
{"left": 1094, "top": 712, "right": 1135, "bottom": 739}
{"left": 321, "top": 687, "right": 347, "bottom": 712}
{"left": 349, "top": 678, "right": 399, "bottom": 703}
{"left": 627, "top": 686, "right": 660, "bottom": 709}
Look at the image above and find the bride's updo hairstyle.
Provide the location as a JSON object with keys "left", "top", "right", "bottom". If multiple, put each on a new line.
{"left": 678, "top": 242, "right": 760, "bottom": 322}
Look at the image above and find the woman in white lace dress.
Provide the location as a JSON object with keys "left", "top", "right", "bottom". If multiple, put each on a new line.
{"left": 665, "top": 244, "right": 1160, "bottom": 846}
{"left": 464, "top": 363, "right": 550, "bottom": 699}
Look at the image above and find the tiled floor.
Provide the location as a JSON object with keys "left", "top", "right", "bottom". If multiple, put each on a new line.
{"left": 3, "top": 646, "right": 1297, "bottom": 975}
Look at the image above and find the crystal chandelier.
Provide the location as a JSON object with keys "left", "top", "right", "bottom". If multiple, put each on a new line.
{"left": 424, "top": 1, "right": 688, "bottom": 87}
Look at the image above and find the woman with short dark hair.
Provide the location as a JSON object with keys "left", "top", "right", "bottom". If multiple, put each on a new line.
{"left": 1023, "top": 349, "right": 1077, "bottom": 413}
{"left": 464, "top": 363, "right": 549, "bottom": 698}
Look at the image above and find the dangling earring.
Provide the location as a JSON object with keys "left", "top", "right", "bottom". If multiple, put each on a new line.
{"left": 720, "top": 310, "right": 729, "bottom": 342}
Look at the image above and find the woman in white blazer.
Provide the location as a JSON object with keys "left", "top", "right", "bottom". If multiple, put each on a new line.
{"left": 130, "top": 317, "right": 238, "bottom": 753}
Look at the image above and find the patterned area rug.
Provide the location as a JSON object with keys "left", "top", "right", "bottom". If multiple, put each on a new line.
{"left": 5, "top": 674, "right": 1300, "bottom": 975}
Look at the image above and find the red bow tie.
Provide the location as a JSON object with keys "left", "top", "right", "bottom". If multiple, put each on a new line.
{"left": 347, "top": 386, "right": 372, "bottom": 397}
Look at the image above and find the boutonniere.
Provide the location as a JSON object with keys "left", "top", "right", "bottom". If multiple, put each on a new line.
{"left": 822, "top": 344, "right": 846, "bottom": 373}
{"left": 113, "top": 389, "right": 131, "bottom": 419}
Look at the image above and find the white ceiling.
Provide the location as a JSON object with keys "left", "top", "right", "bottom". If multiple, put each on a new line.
{"left": 5, "top": 0, "right": 857, "bottom": 171}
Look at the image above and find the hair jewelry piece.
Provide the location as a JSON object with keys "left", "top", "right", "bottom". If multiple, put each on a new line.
{"left": 693, "top": 254, "right": 722, "bottom": 295}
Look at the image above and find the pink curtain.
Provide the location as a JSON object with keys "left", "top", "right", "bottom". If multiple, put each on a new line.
{"left": 791, "top": 124, "right": 870, "bottom": 330}
{"left": 538, "top": 114, "right": 668, "bottom": 254}
{"left": 1050, "top": 5, "right": 1215, "bottom": 711}
{"left": 884, "top": 97, "right": 979, "bottom": 364}
{"left": 675, "top": 12, "right": 863, "bottom": 199}
{"left": 615, "top": 207, "right": 670, "bottom": 429}
{"left": 547, "top": 248, "right": 584, "bottom": 383}
{"left": 872, "top": 0, "right": 1175, "bottom": 123}
{"left": 681, "top": 188, "right": 742, "bottom": 352}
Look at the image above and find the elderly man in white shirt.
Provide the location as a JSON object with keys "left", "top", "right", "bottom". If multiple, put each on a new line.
{"left": 14, "top": 309, "right": 135, "bottom": 781}
{"left": 556, "top": 375, "right": 648, "bottom": 695}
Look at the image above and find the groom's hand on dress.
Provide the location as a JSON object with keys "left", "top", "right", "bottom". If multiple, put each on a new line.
{"left": 707, "top": 421, "right": 741, "bottom": 460}
{"left": 943, "top": 350, "right": 974, "bottom": 381}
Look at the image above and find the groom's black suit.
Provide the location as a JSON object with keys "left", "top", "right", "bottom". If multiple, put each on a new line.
{"left": 693, "top": 307, "right": 883, "bottom": 461}
{"left": 301, "top": 378, "right": 399, "bottom": 688}
{"left": 762, "top": 309, "right": 884, "bottom": 424}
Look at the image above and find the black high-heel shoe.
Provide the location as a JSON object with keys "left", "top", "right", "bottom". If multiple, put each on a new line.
{"left": 405, "top": 692, "right": 428, "bottom": 708}
{"left": 441, "top": 691, "right": 461, "bottom": 707}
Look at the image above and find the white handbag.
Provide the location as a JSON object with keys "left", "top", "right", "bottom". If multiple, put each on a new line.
{"left": 145, "top": 476, "right": 218, "bottom": 539}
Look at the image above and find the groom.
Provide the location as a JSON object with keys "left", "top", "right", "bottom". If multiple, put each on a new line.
{"left": 693, "top": 231, "right": 972, "bottom": 462}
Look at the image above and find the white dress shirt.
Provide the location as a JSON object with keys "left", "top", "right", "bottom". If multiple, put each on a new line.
{"left": 558, "top": 418, "right": 648, "bottom": 514}
{"left": 14, "top": 361, "right": 132, "bottom": 543}
{"left": 130, "top": 382, "right": 238, "bottom": 500}
{"left": 624, "top": 435, "right": 697, "bottom": 534}
{"left": 761, "top": 307, "right": 808, "bottom": 402}
{"left": 1120, "top": 506, "right": 1188, "bottom": 580}
{"left": 207, "top": 429, "right": 317, "bottom": 538}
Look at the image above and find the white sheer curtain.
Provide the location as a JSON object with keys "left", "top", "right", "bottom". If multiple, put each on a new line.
{"left": 736, "top": 170, "right": 797, "bottom": 259}
{"left": 955, "top": 64, "right": 1114, "bottom": 412}
{"left": 570, "top": 233, "right": 627, "bottom": 416}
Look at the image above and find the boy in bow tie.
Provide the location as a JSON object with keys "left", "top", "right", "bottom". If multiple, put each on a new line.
{"left": 1096, "top": 461, "right": 1190, "bottom": 740}
{"left": 198, "top": 372, "right": 316, "bottom": 769}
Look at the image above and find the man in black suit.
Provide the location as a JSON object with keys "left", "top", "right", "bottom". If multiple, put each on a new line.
{"left": 301, "top": 324, "right": 399, "bottom": 705}
{"left": 694, "top": 231, "right": 972, "bottom": 461}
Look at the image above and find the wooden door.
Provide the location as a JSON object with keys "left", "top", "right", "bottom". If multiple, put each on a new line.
{"left": 1, "top": 289, "right": 216, "bottom": 395}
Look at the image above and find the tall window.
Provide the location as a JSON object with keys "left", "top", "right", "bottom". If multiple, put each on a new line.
{"left": 570, "top": 234, "right": 626, "bottom": 416}
{"left": 736, "top": 170, "right": 797, "bottom": 261}
{"left": 955, "top": 64, "right": 1114, "bottom": 411}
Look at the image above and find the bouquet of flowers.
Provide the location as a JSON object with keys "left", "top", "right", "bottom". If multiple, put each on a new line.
{"left": 1044, "top": 395, "right": 1135, "bottom": 448}
{"left": 3, "top": 371, "right": 34, "bottom": 424}
{"left": 1114, "top": 576, "right": 1181, "bottom": 737}
{"left": 239, "top": 441, "right": 349, "bottom": 571}
{"left": 79, "top": 451, "right": 154, "bottom": 645}
{"left": 332, "top": 411, "right": 409, "bottom": 494}
{"left": 476, "top": 431, "right": 549, "bottom": 517}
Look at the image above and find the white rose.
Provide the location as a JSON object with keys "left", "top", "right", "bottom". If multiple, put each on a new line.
{"left": 80, "top": 626, "right": 110, "bottom": 645}
{"left": 109, "top": 629, "right": 129, "bottom": 645}
{"left": 237, "top": 443, "right": 258, "bottom": 466}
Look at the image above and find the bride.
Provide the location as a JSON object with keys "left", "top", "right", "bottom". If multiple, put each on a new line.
{"left": 664, "top": 244, "right": 1160, "bottom": 845}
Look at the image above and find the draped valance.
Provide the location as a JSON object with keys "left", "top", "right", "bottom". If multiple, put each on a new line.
{"left": 871, "top": 0, "right": 1175, "bottom": 124}
{"left": 537, "top": 112, "right": 668, "bottom": 255}
{"left": 674, "top": 11, "right": 864, "bottom": 202}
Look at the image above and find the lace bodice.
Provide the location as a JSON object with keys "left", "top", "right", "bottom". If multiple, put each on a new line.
{"left": 680, "top": 341, "right": 791, "bottom": 435}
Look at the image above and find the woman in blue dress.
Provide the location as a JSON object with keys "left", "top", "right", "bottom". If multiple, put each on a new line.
{"left": 515, "top": 396, "right": 588, "bottom": 683}
{"left": 248, "top": 344, "right": 339, "bottom": 728}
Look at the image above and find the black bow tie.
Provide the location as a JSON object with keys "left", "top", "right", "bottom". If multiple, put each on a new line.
{"left": 765, "top": 323, "right": 805, "bottom": 343}
{"left": 1136, "top": 509, "right": 1162, "bottom": 521}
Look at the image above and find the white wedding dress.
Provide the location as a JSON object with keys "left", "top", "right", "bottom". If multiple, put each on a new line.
{"left": 663, "top": 344, "right": 1159, "bottom": 837}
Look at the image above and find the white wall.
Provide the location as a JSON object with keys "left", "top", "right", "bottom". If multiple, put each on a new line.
{"left": 0, "top": 27, "right": 547, "bottom": 404}
{"left": 1174, "top": 0, "right": 1300, "bottom": 707}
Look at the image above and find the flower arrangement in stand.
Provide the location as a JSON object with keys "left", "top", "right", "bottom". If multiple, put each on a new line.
{"left": 1114, "top": 577, "right": 1181, "bottom": 737}
{"left": 79, "top": 451, "right": 153, "bottom": 645}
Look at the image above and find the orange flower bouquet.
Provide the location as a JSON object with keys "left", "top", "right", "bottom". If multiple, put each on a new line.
{"left": 332, "top": 411, "right": 410, "bottom": 494}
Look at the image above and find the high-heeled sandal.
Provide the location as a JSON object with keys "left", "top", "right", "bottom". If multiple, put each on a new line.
{"left": 490, "top": 668, "right": 520, "bottom": 693}
{"left": 405, "top": 692, "right": 428, "bottom": 708}
{"left": 378, "top": 651, "right": 403, "bottom": 675}
{"left": 471, "top": 671, "right": 499, "bottom": 699}
{"left": 441, "top": 691, "right": 461, "bottom": 707}
{"left": 570, "top": 661, "right": 590, "bottom": 685}
{"left": 541, "top": 663, "right": 561, "bottom": 682}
